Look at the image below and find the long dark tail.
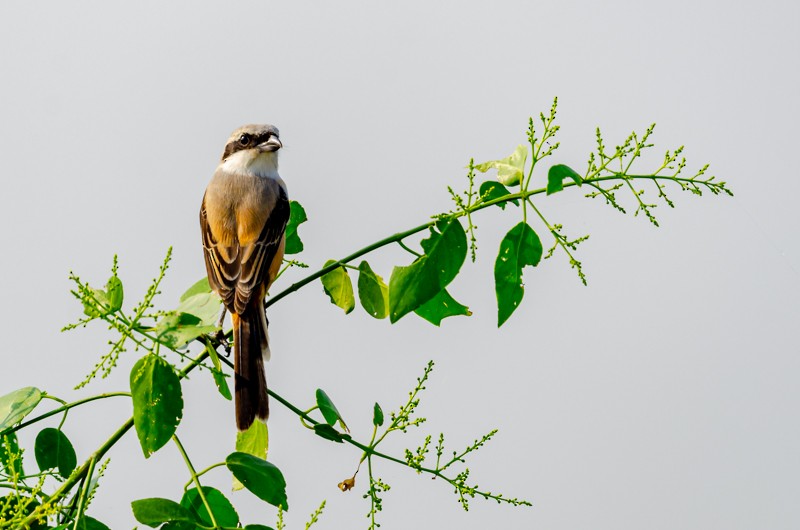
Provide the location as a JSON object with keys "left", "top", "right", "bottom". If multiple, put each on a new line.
{"left": 232, "top": 305, "right": 269, "bottom": 431}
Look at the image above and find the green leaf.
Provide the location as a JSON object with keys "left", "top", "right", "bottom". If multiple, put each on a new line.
{"left": 159, "top": 523, "right": 195, "bottom": 530}
{"left": 547, "top": 164, "right": 583, "bottom": 195}
{"left": 285, "top": 201, "right": 307, "bottom": 255}
{"left": 205, "top": 342, "right": 232, "bottom": 401}
{"left": 389, "top": 217, "right": 467, "bottom": 323}
{"left": 156, "top": 308, "right": 219, "bottom": 349}
{"left": 75, "top": 516, "right": 112, "bottom": 530}
{"left": 81, "top": 273, "right": 125, "bottom": 317}
{"left": 131, "top": 498, "right": 196, "bottom": 528}
{"left": 34, "top": 428, "right": 77, "bottom": 478}
{"left": 474, "top": 144, "right": 528, "bottom": 186}
{"left": 495, "top": 222, "right": 543, "bottom": 326}
{"left": 372, "top": 403, "right": 384, "bottom": 427}
{"left": 82, "top": 288, "right": 109, "bottom": 318}
{"left": 0, "top": 387, "right": 42, "bottom": 430}
{"left": 234, "top": 420, "right": 269, "bottom": 491}
{"left": 106, "top": 276, "right": 123, "bottom": 312}
{"left": 130, "top": 354, "right": 183, "bottom": 458}
{"left": 320, "top": 260, "right": 355, "bottom": 314}
{"left": 357, "top": 261, "right": 389, "bottom": 319}
{"left": 236, "top": 419, "right": 269, "bottom": 458}
{"left": 414, "top": 289, "right": 471, "bottom": 326}
{"left": 312, "top": 423, "right": 345, "bottom": 443}
{"left": 479, "top": 181, "right": 519, "bottom": 209}
{"left": 181, "top": 487, "right": 239, "bottom": 528}
{"left": 315, "top": 389, "right": 348, "bottom": 431}
{"left": 226, "top": 452, "right": 288, "bottom": 510}
{"left": 0, "top": 433, "right": 23, "bottom": 476}
{"left": 175, "top": 291, "right": 221, "bottom": 325}
{"left": 180, "top": 277, "right": 212, "bottom": 302}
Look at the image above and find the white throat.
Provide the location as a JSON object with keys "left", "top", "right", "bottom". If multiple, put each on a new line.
{"left": 220, "top": 149, "right": 280, "bottom": 179}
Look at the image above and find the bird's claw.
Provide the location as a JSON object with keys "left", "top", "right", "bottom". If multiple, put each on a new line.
{"left": 215, "top": 330, "right": 232, "bottom": 356}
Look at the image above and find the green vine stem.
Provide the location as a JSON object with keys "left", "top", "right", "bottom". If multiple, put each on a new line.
{"left": 173, "top": 434, "right": 218, "bottom": 529}
{"left": 0, "top": 392, "right": 131, "bottom": 439}
{"left": 266, "top": 172, "right": 723, "bottom": 310}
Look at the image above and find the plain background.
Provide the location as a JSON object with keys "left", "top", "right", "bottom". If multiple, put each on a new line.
{"left": 1, "top": 2, "right": 798, "bottom": 528}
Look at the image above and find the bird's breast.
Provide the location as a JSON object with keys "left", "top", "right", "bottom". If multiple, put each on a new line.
{"left": 204, "top": 170, "right": 281, "bottom": 247}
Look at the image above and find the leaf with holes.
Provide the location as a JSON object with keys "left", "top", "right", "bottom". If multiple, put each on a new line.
{"left": 130, "top": 355, "right": 183, "bottom": 458}
{"left": 414, "top": 289, "right": 471, "bottom": 326}
{"left": 495, "top": 222, "right": 543, "bottom": 326}
{"left": 357, "top": 261, "right": 389, "bottom": 319}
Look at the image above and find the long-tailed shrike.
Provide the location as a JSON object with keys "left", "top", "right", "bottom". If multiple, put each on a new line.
{"left": 200, "top": 124, "right": 289, "bottom": 431}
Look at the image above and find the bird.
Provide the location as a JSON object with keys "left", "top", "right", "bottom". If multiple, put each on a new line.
{"left": 200, "top": 124, "right": 289, "bottom": 431}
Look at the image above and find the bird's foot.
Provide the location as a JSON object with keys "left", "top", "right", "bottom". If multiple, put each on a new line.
{"left": 215, "top": 330, "right": 232, "bottom": 356}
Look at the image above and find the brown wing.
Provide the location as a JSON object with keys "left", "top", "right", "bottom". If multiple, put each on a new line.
{"left": 200, "top": 186, "right": 290, "bottom": 315}
{"left": 233, "top": 186, "right": 290, "bottom": 313}
{"left": 200, "top": 195, "right": 238, "bottom": 310}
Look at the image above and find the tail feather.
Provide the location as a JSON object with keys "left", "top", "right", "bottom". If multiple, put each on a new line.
{"left": 232, "top": 306, "right": 269, "bottom": 431}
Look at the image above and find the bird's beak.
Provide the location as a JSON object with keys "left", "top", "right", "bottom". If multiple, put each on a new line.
{"left": 258, "top": 136, "right": 282, "bottom": 152}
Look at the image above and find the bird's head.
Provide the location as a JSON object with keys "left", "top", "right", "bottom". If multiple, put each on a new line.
{"left": 220, "top": 124, "right": 282, "bottom": 177}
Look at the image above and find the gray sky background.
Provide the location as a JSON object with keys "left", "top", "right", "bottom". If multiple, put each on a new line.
{"left": 1, "top": 1, "right": 798, "bottom": 529}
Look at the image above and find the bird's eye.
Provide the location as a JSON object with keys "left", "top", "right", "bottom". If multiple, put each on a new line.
{"left": 238, "top": 134, "right": 251, "bottom": 146}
